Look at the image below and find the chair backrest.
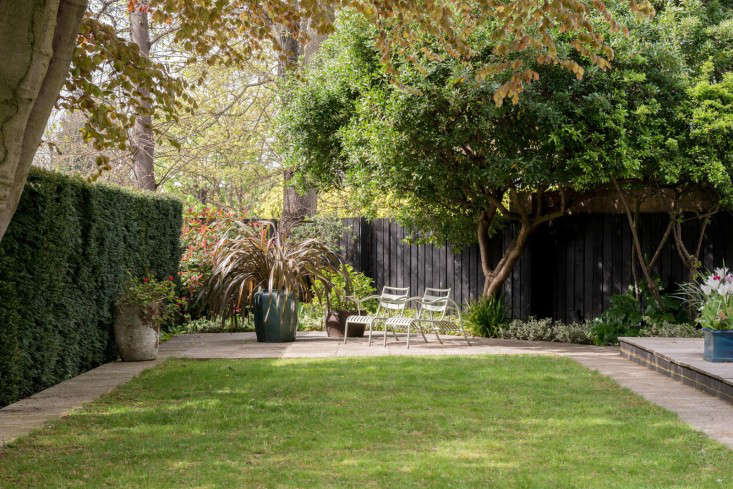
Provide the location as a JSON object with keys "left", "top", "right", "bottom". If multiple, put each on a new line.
{"left": 421, "top": 288, "right": 451, "bottom": 317}
{"left": 378, "top": 286, "right": 409, "bottom": 312}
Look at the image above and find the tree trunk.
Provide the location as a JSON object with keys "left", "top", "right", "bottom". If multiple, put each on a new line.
{"left": 475, "top": 189, "right": 572, "bottom": 301}
{"left": 671, "top": 208, "right": 716, "bottom": 282}
{"left": 612, "top": 179, "right": 664, "bottom": 309}
{"left": 475, "top": 205, "right": 534, "bottom": 300}
{"left": 130, "top": 0, "right": 156, "bottom": 191}
{"left": 481, "top": 221, "right": 532, "bottom": 299}
{"left": 278, "top": 29, "right": 315, "bottom": 237}
{"left": 282, "top": 169, "right": 317, "bottom": 236}
{"left": 0, "top": 0, "right": 88, "bottom": 242}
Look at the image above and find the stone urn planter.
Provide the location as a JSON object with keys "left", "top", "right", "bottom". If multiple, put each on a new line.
{"left": 115, "top": 275, "right": 176, "bottom": 362}
{"left": 325, "top": 310, "right": 364, "bottom": 338}
{"left": 703, "top": 329, "right": 733, "bottom": 362}
{"left": 114, "top": 303, "right": 160, "bottom": 361}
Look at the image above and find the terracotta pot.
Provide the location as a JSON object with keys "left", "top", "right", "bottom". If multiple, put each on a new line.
{"left": 114, "top": 303, "right": 159, "bottom": 361}
{"left": 325, "top": 310, "right": 364, "bottom": 337}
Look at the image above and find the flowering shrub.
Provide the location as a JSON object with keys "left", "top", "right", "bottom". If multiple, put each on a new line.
{"left": 118, "top": 275, "right": 179, "bottom": 331}
{"left": 179, "top": 206, "right": 248, "bottom": 314}
{"left": 697, "top": 268, "right": 733, "bottom": 330}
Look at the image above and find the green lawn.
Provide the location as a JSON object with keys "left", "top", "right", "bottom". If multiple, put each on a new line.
{"left": 1, "top": 356, "right": 731, "bottom": 488}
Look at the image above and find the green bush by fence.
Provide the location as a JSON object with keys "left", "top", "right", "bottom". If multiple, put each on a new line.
{"left": 0, "top": 169, "right": 182, "bottom": 407}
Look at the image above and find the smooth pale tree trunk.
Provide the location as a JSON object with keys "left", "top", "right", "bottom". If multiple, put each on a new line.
{"left": 130, "top": 0, "right": 156, "bottom": 191}
{"left": 0, "top": 0, "right": 88, "bottom": 242}
{"left": 278, "top": 27, "right": 317, "bottom": 238}
{"left": 475, "top": 189, "right": 575, "bottom": 299}
{"left": 477, "top": 211, "right": 533, "bottom": 299}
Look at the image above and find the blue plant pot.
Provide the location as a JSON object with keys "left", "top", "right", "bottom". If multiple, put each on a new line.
{"left": 253, "top": 291, "right": 298, "bottom": 343}
{"left": 703, "top": 329, "right": 733, "bottom": 362}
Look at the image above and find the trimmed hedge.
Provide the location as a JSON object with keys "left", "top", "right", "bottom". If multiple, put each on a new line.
{"left": 0, "top": 169, "right": 182, "bottom": 407}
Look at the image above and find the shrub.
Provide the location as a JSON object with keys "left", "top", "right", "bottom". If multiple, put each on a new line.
{"left": 638, "top": 322, "right": 701, "bottom": 338}
{"left": 465, "top": 296, "right": 506, "bottom": 337}
{"left": 118, "top": 274, "right": 179, "bottom": 332}
{"left": 298, "top": 302, "right": 326, "bottom": 331}
{"left": 591, "top": 292, "right": 643, "bottom": 346}
{"left": 591, "top": 282, "right": 688, "bottom": 345}
{"left": 290, "top": 216, "right": 347, "bottom": 252}
{"left": 179, "top": 206, "right": 246, "bottom": 317}
{"left": 311, "top": 264, "right": 376, "bottom": 312}
{"left": 498, "top": 318, "right": 594, "bottom": 345}
{"left": 493, "top": 317, "right": 698, "bottom": 345}
{"left": 0, "top": 169, "right": 182, "bottom": 407}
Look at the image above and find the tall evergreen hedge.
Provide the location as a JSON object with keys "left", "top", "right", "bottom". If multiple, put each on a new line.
{"left": 0, "top": 169, "right": 182, "bottom": 407}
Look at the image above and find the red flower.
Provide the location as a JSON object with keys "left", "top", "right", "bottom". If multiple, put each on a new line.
{"left": 143, "top": 277, "right": 149, "bottom": 283}
{"left": 714, "top": 275, "right": 721, "bottom": 281}
{"left": 168, "top": 275, "right": 174, "bottom": 281}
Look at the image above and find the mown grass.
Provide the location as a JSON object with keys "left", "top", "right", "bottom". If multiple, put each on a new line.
{"left": 1, "top": 355, "right": 731, "bottom": 488}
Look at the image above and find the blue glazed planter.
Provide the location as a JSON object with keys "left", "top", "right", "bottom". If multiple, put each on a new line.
{"left": 253, "top": 291, "right": 298, "bottom": 343}
{"left": 703, "top": 329, "right": 733, "bottom": 362}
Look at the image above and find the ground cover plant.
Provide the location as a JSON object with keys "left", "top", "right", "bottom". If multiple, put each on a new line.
{"left": 1, "top": 356, "right": 732, "bottom": 488}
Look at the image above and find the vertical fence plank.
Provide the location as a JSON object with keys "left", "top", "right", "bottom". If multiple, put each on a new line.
{"left": 612, "top": 215, "right": 623, "bottom": 296}
{"left": 520, "top": 242, "right": 531, "bottom": 319}
{"left": 564, "top": 223, "right": 574, "bottom": 322}
{"left": 591, "top": 217, "right": 604, "bottom": 318}
{"left": 461, "top": 246, "right": 471, "bottom": 304}
{"left": 410, "top": 237, "right": 418, "bottom": 297}
{"left": 375, "top": 219, "right": 384, "bottom": 292}
{"left": 584, "top": 217, "right": 594, "bottom": 319}
{"left": 401, "top": 227, "right": 410, "bottom": 292}
{"left": 621, "top": 216, "right": 632, "bottom": 293}
{"left": 469, "top": 243, "right": 480, "bottom": 304}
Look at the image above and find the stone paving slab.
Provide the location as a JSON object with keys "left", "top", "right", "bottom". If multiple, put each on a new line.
{"left": 621, "top": 337, "right": 733, "bottom": 383}
{"left": 0, "top": 360, "right": 161, "bottom": 445}
{"left": 3, "top": 332, "right": 733, "bottom": 451}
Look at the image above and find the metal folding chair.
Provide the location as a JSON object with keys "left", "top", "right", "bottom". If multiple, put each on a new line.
{"left": 385, "top": 288, "right": 471, "bottom": 348}
{"left": 343, "top": 286, "right": 409, "bottom": 345}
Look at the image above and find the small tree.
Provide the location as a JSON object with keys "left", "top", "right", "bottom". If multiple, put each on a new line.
{"left": 280, "top": 5, "right": 728, "bottom": 299}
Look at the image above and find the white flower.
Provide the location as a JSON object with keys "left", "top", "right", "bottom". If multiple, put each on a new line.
{"left": 720, "top": 283, "right": 733, "bottom": 297}
{"left": 715, "top": 268, "right": 730, "bottom": 280}
{"left": 704, "top": 275, "right": 721, "bottom": 293}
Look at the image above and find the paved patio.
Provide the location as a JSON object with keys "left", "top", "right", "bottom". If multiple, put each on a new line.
{"left": 2, "top": 332, "right": 733, "bottom": 450}
{"left": 621, "top": 337, "right": 733, "bottom": 402}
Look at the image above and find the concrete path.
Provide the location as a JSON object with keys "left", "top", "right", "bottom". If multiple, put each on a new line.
{"left": 2, "top": 332, "right": 733, "bottom": 450}
{"left": 0, "top": 360, "right": 161, "bottom": 446}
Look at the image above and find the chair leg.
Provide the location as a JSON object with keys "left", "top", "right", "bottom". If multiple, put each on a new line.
{"left": 418, "top": 323, "right": 428, "bottom": 343}
{"left": 407, "top": 322, "right": 411, "bottom": 349}
{"left": 460, "top": 323, "right": 471, "bottom": 346}
{"left": 434, "top": 330, "right": 444, "bottom": 344}
{"left": 368, "top": 320, "right": 374, "bottom": 346}
{"left": 384, "top": 324, "right": 388, "bottom": 347}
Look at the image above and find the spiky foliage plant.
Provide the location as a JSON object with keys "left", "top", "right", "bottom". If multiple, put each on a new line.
{"left": 203, "top": 221, "right": 346, "bottom": 319}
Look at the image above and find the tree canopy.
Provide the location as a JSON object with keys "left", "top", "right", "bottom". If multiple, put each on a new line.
{"left": 278, "top": 1, "right": 733, "bottom": 297}
{"left": 0, "top": 0, "right": 661, "bottom": 241}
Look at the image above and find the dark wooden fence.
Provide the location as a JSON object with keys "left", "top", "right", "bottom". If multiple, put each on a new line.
{"left": 338, "top": 214, "right": 733, "bottom": 322}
